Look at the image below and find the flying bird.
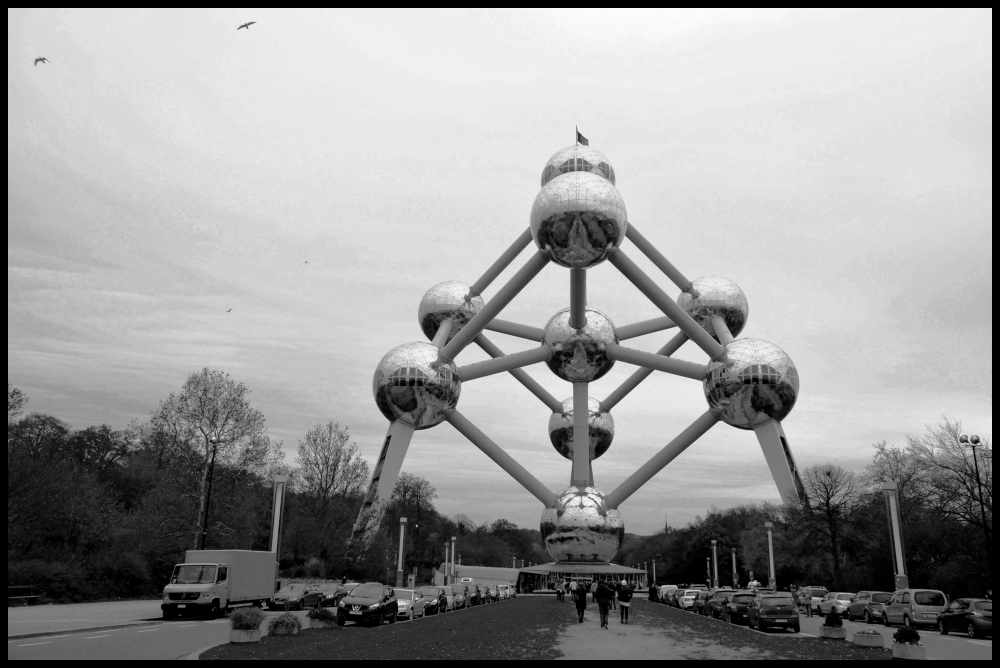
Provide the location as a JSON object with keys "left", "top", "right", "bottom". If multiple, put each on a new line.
{"left": 226, "top": 309, "right": 232, "bottom": 313}
{"left": 237, "top": 21, "right": 256, "bottom": 30}
{"left": 34, "top": 57, "right": 49, "bottom": 67}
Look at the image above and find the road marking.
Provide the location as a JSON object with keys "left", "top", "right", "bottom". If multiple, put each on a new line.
{"left": 85, "top": 635, "right": 112, "bottom": 640}
{"left": 177, "top": 624, "right": 198, "bottom": 628}
{"left": 969, "top": 641, "right": 991, "bottom": 647}
{"left": 136, "top": 629, "right": 160, "bottom": 633}
{"left": 16, "top": 642, "right": 52, "bottom": 647}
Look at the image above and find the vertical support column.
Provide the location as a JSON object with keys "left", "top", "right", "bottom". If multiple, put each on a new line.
{"left": 348, "top": 422, "right": 417, "bottom": 550}
{"left": 711, "top": 540, "right": 719, "bottom": 589}
{"left": 444, "top": 542, "right": 450, "bottom": 586}
{"left": 882, "top": 482, "right": 909, "bottom": 590}
{"left": 270, "top": 474, "right": 289, "bottom": 594}
{"left": 706, "top": 558, "right": 712, "bottom": 588}
{"left": 765, "top": 522, "right": 777, "bottom": 590}
{"left": 431, "top": 320, "right": 453, "bottom": 349}
{"left": 709, "top": 315, "right": 734, "bottom": 346}
{"left": 396, "top": 517, "right": 408, "bottom": 589}
{"left": 569, "top": 268, "right": 587, "bottom": 330}
{"left": 753, "top": 421, "right": 806, "bottom": 505}
{"left": 450, "top": 536, "right": 457, "bottom": 583}
{"left": 731, "top": 548, "right": 738, "bottom": 588}
{"left": 572, "top": 382, "right": 591, "bottom": 487}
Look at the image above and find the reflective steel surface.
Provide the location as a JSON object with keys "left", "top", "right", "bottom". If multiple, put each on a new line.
{"left": 548, "top": 396, "right": 614, "bottom": 461}
{"left": 540, "top": 486, "right": 624, "bottom": 563}
{"left": 373, "top": 342, "right": 461, "bottom": 429}
{"left": 417, "top": 281, "right": 485, "bottom": 343}
{"left": 703, "top": 339, "right": 799, "bottom": 429}
{"left": 677, "top": 276, "right": 749, "bottom": 342}
{"left": 542, "top": 307, "right": 618, "bottom": 382}
{"left": 541, "top": 144, "right": 617, "bottom": 187}
{"left": 530, "top": 172, "right": 628, "bottom": 269}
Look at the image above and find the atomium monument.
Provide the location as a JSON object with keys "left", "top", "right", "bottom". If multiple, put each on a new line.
{"left": 351, "top": 138, "right": 805, "bottom": 566}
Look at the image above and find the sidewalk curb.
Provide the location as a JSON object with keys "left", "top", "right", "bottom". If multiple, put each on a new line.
{"left": 7, "top": 620, "right": 163, "bottom": 641}
{"left": 181, "top": 643, "right": 223, "bottom": 660}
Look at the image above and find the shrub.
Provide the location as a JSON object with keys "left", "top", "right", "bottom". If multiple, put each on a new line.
{"left": 269, "top": 612, "right": 302, "bottom": 635}
{"left": 307, "top": 607, "right": 337, "bottom": 622}
{"left": 230, "top": 607, "right": 266, "bottom": 631}
{"left": 856, "top": 629, "right": 882, "bottom": 636}
{"left": 8, "top": 559, "right": 91, "bottom": 603}
{"left": 823, "top": 610, "right": 844, "bottom": 628}
{"left": 893, "top": 627, "right": 921, "bottom": 646}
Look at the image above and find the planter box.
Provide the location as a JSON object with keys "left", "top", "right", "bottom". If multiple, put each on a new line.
{"left": 853, "top": 633, "right": 884, "bottom": 648}
{"left": 820, "top": 626, "right": 847, "bottom": 640}
{"left": 229, "top": 629, "right": 262, "bottom": 644}
{"left": 892, "top": 644, "right": 927, "bottom": 661}
{"left": 309, "top": 619, "right": 334, "bottom": 630}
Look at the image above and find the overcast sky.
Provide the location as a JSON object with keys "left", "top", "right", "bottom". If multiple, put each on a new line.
{"left": 8, "top": 9, "right": 992, "bottom": 535}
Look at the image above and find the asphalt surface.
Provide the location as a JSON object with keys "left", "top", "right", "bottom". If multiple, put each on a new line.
{"left": 7, "top": 600, "right": 163, "bottom": 637}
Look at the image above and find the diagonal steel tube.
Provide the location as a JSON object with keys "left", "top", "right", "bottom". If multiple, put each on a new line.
{"left": 572, "top": 381, "right": 591, "bottom": 486}
{"left": 601, "top": 332, "right": 688, "bottom": 412}
{"left": 446, "top": 409, "right": 556, "bottom": 506}
{"left": 570, "top": 268, "right": 587, "bottom": 330}
{"left": 431, "top": 320, "right": 454, "bottom": 349}
{"left": 625, "top": 224, "right": 693, "bottom": 292}
{"left": 475, "top": 335, "right": 562, "bottom": 413}
{"left": 710, "top": 316, "right": 734, "bottom": 346}
{"left": 439, "top": 251, "right": 549, "bottom": 362}
{"left": 607, "top": 344, "right": 706, "bottom": 381}
{"left": 615, "top": 316, "right": 676, "bottom": 341}
{"left": 470, "top": 227, "right": 534, "bottom": 296}
{"left": 347, "top": 421, "right": 416, "bottom": 551}
{"left": 606, "top": 411, "right": 720, "bottom": 508}
{"left": 457, "top": 346, "right": 551, "bottom": 382}
{"left": 608, "top": 250, "right": 726, "bottom": 360}
{"left": 484, "top": 319, "right": 544, "bottom": 341}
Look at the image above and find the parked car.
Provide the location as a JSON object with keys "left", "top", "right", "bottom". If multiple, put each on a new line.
{"left": 706, "top": 590, "right": 738, "bottom": 619}
{"left": 440, "top": 586, "right": 459, "bottom": 611}
{"left": 692, "top": 590, "right": 711, "bottom": 616}
{"left": 797, "top": 587, "right": 829, "bottom": 614}
{"left": 478, "top": 584, "right": 492, "bottom": 604}
{"left": 883, "top": 589, "right": 948, "bottom": 629}
{"left": 818, "top": 592, "right": 856, "bottom": 618}
{"left": 488, "top": 585, "right": 500, "bottom": 602}
{"left": 273, "top": 583, "right": 323, "bottom": 610}
{"left": 722, "top": 592, "right": 757, "bottom": 625}
{"left": 937, "top": 599, "right": 992, "bottom": 639}
{"left": 658, "top": 585, "right": 678, "bottom": 604}
{"left": 498, "top": 585, "right": 512, "bottom": 600}
{"left": 748, "top": 594, "right": 800, "bottom": 633}
{"left": 678, "top": 590, "right": 700, "bottom": 611}
{"left": 319, "top": 583, "right": 350, "bottom": 608}
{"left": 395, "top": 589, "right": 426, "bottom": 621}
{"left": 847, "top": 591, "right": 892, "bottom": 624}
{"left": 419, "top": 586, "right": 446, "bottom": 615}
{"left": 337, "top": 583, "right": 398, "bottom": 626}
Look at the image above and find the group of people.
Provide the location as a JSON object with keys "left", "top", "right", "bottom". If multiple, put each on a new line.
{"left": 560, "top": 579, "right": 634, "bottom": 629}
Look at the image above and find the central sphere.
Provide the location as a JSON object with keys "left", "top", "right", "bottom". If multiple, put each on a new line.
{"left": 530, "top": 172, "right": 628, "bottom": 269}
{"left": 417, "top": 281, "right": 485, "bottom": 344}
{"left": 548, "top": 396, "right": 614, "bottom": 461}
{"left": 677, "top": 276, "right": 749, "bottom": 343}
{"left": 542, "top": 307, "right": 618, "bottom": 382}
{"left": 540, "top": 486, "right": 624, "bottom": 563}
{"left": 703, "top": 339, "right": 799, "bottom": 430}
{"left": 373, "top": 342, "right": 461, "bottom": 430}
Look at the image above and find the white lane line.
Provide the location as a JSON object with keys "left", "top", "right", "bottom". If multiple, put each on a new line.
{"left": 177, "top": 624, "right": 198, "bottom": 628}
{"left": 85, "top": 635, "right": 112, "bottom": 640}
{"left": 16, "top": 642, "right": 52, "bottom": 647}
{"left": 136, "top": 629, "right": 160, "bottom": 633}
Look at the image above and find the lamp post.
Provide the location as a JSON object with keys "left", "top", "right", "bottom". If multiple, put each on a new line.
{"left": 731, "top": 547, "right": 738, "bottom": 588}
{"left": 764, "top": 523, "right": 776, "bottom": 590}
{"left": 711, "top": 540, "right": 719, "bottom": 589}
{"left": 706, "top": 557, "right": 712, "bottom": 587}
{"left": 396, "top": 517, "right": 407, "bottom": 588}
{"left": 960, "top": 435, "right": 992, "bottom": 578}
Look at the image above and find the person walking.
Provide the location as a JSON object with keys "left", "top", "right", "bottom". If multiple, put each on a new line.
{"left": 610, "top": 581, "right": 618, "bottom": 612}
{"left": 618, "top": 580, "right": 633, "bottom": 624}
{"left": 803, "top": 588, "right": 814, "bottom": 618}
{"left": 596, "top": 581, "right": 614, "bottom": 629}
{"left": 591, "top": 580, "right": 598, "bottom": 604}
{"left": 575, "top": 581, "right": 588, "bottom": 623}
{"left": 792, "top": 586, "right": 801, "bottom": 614}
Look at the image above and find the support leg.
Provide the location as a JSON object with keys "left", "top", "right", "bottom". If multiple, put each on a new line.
{"left": 484, "top": 319, "right": 544, "bottom": 341}
{"left": 475, "top": 335, "right": 563, "bottom": 412}
{"left": 607, "top": 411, "right": 719, "bottom": 508}
{"left": 348, "top": 421, "right": 416, "bottom": 550}
{"left": 625, "top": 224, "right": 693, "bottom": 292}
{"left": 752, "top": 421, "right": 805, "bottom": 505}
{"left": 607, "top": 344, "right": 706, "bottom": 381}
{"left": 709, "top": 316, "right": 734, "bottom": 346}
{"left": 570, "top": 268, "right": 587, "bottom": 330}
{"left": 431, "top": 320, "right": 454, "bottom": 349}
{"left": 601, "top": 333, "right": 688, "bottom": 412}
{"left": 446, "top": 409, "right": 556, "bottom": 506}
{"left": 616, "top": 316, "right": 676, "bottom": 341}
{"left": 572, "top": 382, "right": 591, "bottom": 487}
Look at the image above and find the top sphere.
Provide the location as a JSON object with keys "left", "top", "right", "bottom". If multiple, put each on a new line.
{"left": 373, "top": 342, "right": 461, "bottom": 430}
{"left": 703, "top": 339, "right": 799, "bottom": 430}
{"left": 541, "top": 145, "right": 616, "bottom": 187}
{"left": 418, "top": 281, "right": 485, "bottom": 344}
{"left": 530, "top": 172, "right": 628, "bottom": 269}
{"left": 677, "top": 276, "right": 749, "bottom": 343}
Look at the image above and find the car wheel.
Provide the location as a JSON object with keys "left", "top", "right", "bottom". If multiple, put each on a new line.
{"left": 298, "top": 600, "right": 305, "bottom": 611}
{"left": 389, "top": 609, "right": 397, "bottom": 624}
{"left": 792, "top": 624, "right": 800, "bottom": 634}
{"left": 163, "top": 610, "right": 176, "bottom": 621}
{"left": 883, "top": 614, "right": 891, "bottom": 627}
{"left": 968, "top": 624, "right": 978, "bottom": 640}
{"left": 938, "top": 620, "right": 948, "bottom": 635}
{"left": 903, "top": 615, "right": 913, "bottom": 629}
{"left": 210, "top": 601, "right": 221, "bottom": 619}
{"left": 408, "top": 610, "right": 413, "bottom": 622}
{"left": 845, "top": 610, "right": 852, "bottom": 621}
{"left": 864, "top": 611, "right": 872, "bottom": 625}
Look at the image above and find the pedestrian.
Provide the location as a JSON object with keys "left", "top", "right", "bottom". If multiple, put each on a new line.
{"left": 792, "top": 585, "right": 801, "bottom": 613}
{"left": 565, "top": 580, "right": 571, "bottom": 603}
{"left": 575, "top": 581, "right": 588, "bottom": 623}
{"left": 596, "top": 580, "right": 614, "bottom": 629}
{"left": 803, "top": 588, "right": 813, "bottom": 617}
{"left": 591, "top": 580, "right": 598, "bottom": 604}
{"left": 618, "top": 580, "right": 633, "bottom": 624}
{"left": 610, "top": 581, "right": 618, "bottom": 612}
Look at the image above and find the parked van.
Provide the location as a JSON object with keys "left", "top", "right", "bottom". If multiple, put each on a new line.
{"left": 161, "top": 549, "right": 276, "bottom": 620}
{"left": 883, "top": 589, "right": 948, "bottom": 629}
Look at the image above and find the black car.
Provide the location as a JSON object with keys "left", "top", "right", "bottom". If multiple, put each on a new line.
{"left": 706, "top": 590, "right": 737, "bottom": 619}
{"left": 319, "top": 583, "right": 350, "bottom": 608}
{"left": 722, "top": 592, "right": 757, "bottom": 625}
{"left": 748, "top": 594, "right": 800, "bottom": 633}
{"left": 467, "top": 585, "right": 481, "bottom": 607}
{"left": 419, "top": 586, "right": 447, "bottom": 615}
{"left": 337, "top": 584, "right": 398, "bottom": 626}
{"left": 937, "top": 599, "right": 992, "bottom": 639}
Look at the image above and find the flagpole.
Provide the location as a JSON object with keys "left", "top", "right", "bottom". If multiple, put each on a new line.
{"left": 575, "top": 126, "right": 579, "bottom": 145}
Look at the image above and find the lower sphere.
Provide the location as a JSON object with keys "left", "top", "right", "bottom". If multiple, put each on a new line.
{"left": 372, "top": 342, "right": 461, "bottom": 429}
{"left": 540, "top": 486, "right": 624, "bottom": 563}
{"left": 703, "top": 338, "right": 799, "bottom": 430}
{"left": 548, "top": 397, "right": 614, "bottom": 461}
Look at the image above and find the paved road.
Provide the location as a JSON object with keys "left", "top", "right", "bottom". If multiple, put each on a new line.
{"left": 7, "top": 601, "right": 163, "bottom": 637}
{"left": 795, "top": 615, "right": 992, "bottom": 661}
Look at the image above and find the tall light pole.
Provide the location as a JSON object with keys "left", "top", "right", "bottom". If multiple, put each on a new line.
{"left": 711, "top": 540, "right": 719, "bottom": 589}
{"left": 706, "top": 557, "right": 712, "bottom": 587}
{"left": 396, "top": 517, "right": 407, "bottom": 588}
{"left": 764, "top": 523, "right": 776, "bottom": 590}
{"left": 960, "top": 435, "right": 991, "bottom": 580}
{"left": 731, "top": 547, "right": 738, "bottom": 588}
{"left": 444, "top": 541, "right": 450, "bottom": 585}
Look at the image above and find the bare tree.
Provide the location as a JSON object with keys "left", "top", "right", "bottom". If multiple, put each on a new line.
{"left": 795, "top": 464, "right": 862, "bottom": 588}
{"left": 150, "top": 368, "right": 268, "bottom": 549}
{"left": 8, "top": 382, "right": 26, "bottom": 422}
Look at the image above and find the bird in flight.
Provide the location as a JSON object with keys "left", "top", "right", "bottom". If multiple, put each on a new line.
{"left": 226, "top": 309, "right": 232, "bottom": 313}
{"left": 304, "top": 261, "right": 309, "bottom": 264}
{"left": 34, "top": 57, "right": 49, "bottom": 67}
{"left": 237, "top": 21, "right": 256, "bottom": 30}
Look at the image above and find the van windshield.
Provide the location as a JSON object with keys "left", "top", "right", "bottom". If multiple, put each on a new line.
{"left": 172, "top": 565, "right": 216, "bottom": 584}
{"left": 914, "top": 591, "right": 945, "bottom": 606}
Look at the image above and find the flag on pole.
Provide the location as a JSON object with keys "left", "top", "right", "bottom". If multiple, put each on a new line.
{"left": 576, "top": 127, "right": 589, "bottom": 146}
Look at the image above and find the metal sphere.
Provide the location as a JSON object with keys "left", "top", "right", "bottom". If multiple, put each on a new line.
{"left": 541, "top": 145, "right": 617, "bottom": 187}
{"left": 548, "top": 396, "right": 614, "bottom": 461}
{"left": 417, "top": 281, "right": 485, "bottom": 343}
{"left": 677, "top": 276, "right": 749, "bottom": 343}
{"left": 540, "top": 486, "right": 624, "bottom": 563}
{"left": 373, "top": 342, "right": 461, "bottom": 430}
{"left": 530, "top": 172, "right": 628, "bottom": 269}
{"left": 703, "top": 339, "right": 799, "bottom": 430}
{"left": 542, "top": 307, "right": 618, "bottom": 382}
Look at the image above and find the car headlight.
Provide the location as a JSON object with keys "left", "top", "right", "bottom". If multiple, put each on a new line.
{"left": 199, "top": 592, "right": 212, "bottom": 599}
{"left": 163, "top": 593, "right": 170, "bottom": 601}
{"left": 338, "top": 601, "right": 345, "bottom": 608}
{"left": 371, "top": 602, "right": 381, "bottom": 609}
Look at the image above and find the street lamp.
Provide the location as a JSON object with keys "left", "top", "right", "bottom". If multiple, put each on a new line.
{"left": 711, "top": 540, "right": 719, "bottom": 589}
{"left": 959, "top": 435, "right": 992, "bottom": 574}
{"left": 764, "top": 523, "right": 776, "bottom": 590}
